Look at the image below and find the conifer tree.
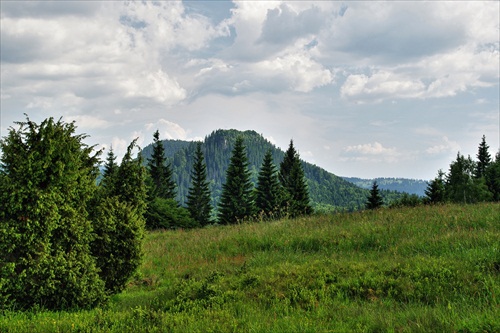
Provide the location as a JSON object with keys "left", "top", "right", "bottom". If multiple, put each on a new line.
{"left": 147, "top": 130, "right": 176, "bottom": 200}
{"left": 424, "top": 170, "right": 446, "bottom": 204}
{"left": 445, "top": 152, "right": 491, "bottom": 203}
{"left": 218, "top": 136, "right": 255, "bottom": 224}
{"left": 186, "top": 142, "right": 212, "bottom": 227}
{"left": 92, "top": 139, "right": 147, "bottom": 294}
{"left": 279, "top": 140, "right": 313, "bottom": 217}
{"left": 101, "top": 146, "right": 118, "bottom": 193}
{"left": 366, "top": 181, "right": 384, "bottom": 209}
{"left": 0, "top": 117, "right": 106, "bottom": 310}
{"left": 475, "top": 135, "right": 491, "bottom": 179}
{"left": 486, "top": 151, "right": 500, "bottom": 201}
{"left": 255, "top": 149, "right": 282, "bottom": 219}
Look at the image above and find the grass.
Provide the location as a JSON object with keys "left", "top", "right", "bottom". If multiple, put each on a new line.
{"left": 1, "top": 203, "right": 499, "bottom": 332}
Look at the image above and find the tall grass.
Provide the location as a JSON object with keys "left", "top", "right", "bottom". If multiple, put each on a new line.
{"left": 1, "top": 203, "right": 499, "bottom": 332}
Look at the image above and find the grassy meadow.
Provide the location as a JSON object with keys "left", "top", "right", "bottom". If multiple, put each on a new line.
{"left": 1, "top": 203, "right": 499, "bottom": 332}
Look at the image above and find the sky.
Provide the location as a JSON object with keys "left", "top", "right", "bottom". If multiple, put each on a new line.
{"left": 1, "top": 1, "right": 499, "bottom": 180}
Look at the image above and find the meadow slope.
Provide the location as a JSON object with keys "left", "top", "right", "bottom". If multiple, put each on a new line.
{"left": 1, "top": 203, "right": 499, "bottom": 332}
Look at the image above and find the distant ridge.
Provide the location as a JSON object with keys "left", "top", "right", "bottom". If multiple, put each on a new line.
{"left": 142, "top": 129, "right": 407, "bottom": 211}
{"left": 342, "top": 177, "right": 428, "bottom": 196}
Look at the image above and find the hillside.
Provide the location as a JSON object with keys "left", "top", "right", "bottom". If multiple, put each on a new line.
{"left": 142, "top": 129, "right": 377, "bottom": 211}
{"left": 343, "top": 177, "right": 429, "bottom": 196}
{"left": 3, "top": 203, "right": 499, "bottom": 332}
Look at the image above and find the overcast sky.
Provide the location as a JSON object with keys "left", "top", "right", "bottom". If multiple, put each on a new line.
{"left": 1, "top": 1, "right": 499, "bottom": 180}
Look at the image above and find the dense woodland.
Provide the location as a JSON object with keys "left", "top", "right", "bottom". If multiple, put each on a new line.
{"left": 0, "top": 116, "right": 498, "bottom": 311}
{"left": 141, "top": 129, "right": 404, "bottom": 213}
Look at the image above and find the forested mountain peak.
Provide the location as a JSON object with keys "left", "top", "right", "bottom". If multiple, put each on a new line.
{"left": 141, "top": 129, "right": 393, "bottom": 211}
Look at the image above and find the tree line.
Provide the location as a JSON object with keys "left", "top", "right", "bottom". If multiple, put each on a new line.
{"left": 365, "top": 135, "right": 500, "bottom": 209}
{"left": 136, "top": 130, "right": 313, "bottom": 229}
{"left": 0, "top": 117, "right": 312, "bottom": 310}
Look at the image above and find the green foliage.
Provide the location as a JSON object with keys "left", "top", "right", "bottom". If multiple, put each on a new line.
{"left": 92, "top": 197, "right": 145, "bottom": 295}
{"left": 218, "top": 137, "right": 255, "bottom": 224}
{"left": 186, "top": 143, "right": 212, "bottom": 227}
{"left": 425, "top": 169, "right": 446, "bottom": 204}
{"left": 91, "top": 139, "right": 148, "bottom": 296}
{"left": 279, "top": 140, "right": 313, "bottom": 217}
{"left": 255, "top": 150, "right": 283, "bottom": 219}
{"left": 475, "top": 135, "right": 491, "bottom": 179}
{"left": 445, "top": 153, "right": 492, "bottom": 203}
{"left": 486, "top": 151, "right": 500, "bottom": 201}
{"left": 145, "top": 197, "right": 196, "bottom": 229}
{"left": 147, "top": 130, "right": 176, "bottom": 200}
{"left": 0, "top": 117, "right": 106, "bottom": 310}
{"left": 113, "top": 139, "right": 148, "bottom": 216}
{"left": 365, "top": 181, "right": 384, "bottom": 209}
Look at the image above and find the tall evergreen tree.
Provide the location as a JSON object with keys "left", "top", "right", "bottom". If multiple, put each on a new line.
{"left": 147, "top": 130, "right": 176, "bottom": 200}
{"left": 92, "top": 139, "right": 147, "bottom": 294}
{"left": 425, "top": 169, "right": 446, "bottom": 204}
{"left": 279, "top": 140, "right": 313, "bottom": 217}
{"left": 475, "top": 135, "right": 491, "bottom": 179}
{"left": 486, "top": 151, "right": 500, "bottom": 201}
{"left": 101, "top": 146, "right": 118, "bottom": 193}
{"left": 218, "top": 136, "right": 255, "bottom": 224}
{"left": 445, "top": 152, "right": 491, "bottom": 203}
{"left": 366, "top": 181, "right": 384, "bottom": 209}
{"left": 186, "top": 142, "right": 212, "bottom": 227}
{"left": 0, "top": 117, "right": 106, "bottom": 310}
{"left": 255, "top": 149, "right": 282, "bottom": 219}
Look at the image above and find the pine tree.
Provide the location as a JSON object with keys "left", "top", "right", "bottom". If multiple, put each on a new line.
{"left": 475, "top": 135, "right": 491, "bottom": 179}
{"left": 425, "top": 170, "right": 446, "bottom": 204}
{"left": 218, "top": 136, "right": 255, "bottom": 224}
{"left": 0, "top": 117, "right": 106, "bottom": 310}
{"left": 279, "top": 140, "right": 313, "bottom": 217}
{"left": 147, "top": 130, "right": 176, "bottom": 200}
{"left": 186, "top": 142, "right": 212, "bottom": 227}
{"left": 366, "top": 181, "right": 384, "bottom": 209}
{"left": 255, "top": 149, "right": 282, "bottom": 219}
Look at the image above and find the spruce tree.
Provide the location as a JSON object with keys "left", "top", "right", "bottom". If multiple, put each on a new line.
{"left": 424, "top": 170, "right": 446, "bottom": 204}
{"left": 366, "top": 181, "right": 384, "bottom": 209}
{"left": 0, "top": 117, "right": 106, "bottom": 310}
{"left": 101, "top": 146, "right": 118, "bottom": 193}
{"left": 92, "top": 139, "right": 147, "bottom": 294}
{"left": 445, "top": 153, "right": 491, "bottom": 203}
{"left": 218, "top": 136, "right": 255, "bottom": 224}
{"left": 255, "top": 149, "right": 282, "bottom": 219}
{"left": 279, "top": 140, "right": 313, "bottom": 217}
{"left": 475, "top": 135, "right": 491, "bottom": 179}
{"left": 186, "top": 142, "right": 212, "bottom": 227}
{"left": 486, "top": 151, "right": 500, "bottom": 201}
{"left": 147, "top": 130, "right": 176, "bottom": 200}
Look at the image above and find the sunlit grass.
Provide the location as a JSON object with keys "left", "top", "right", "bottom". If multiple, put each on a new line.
{"left": 1, "top": 203, "right": 499, "bottom": 332}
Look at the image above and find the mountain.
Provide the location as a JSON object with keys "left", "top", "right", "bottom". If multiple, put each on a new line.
{"left": 141, "top": 129, "right": 402, "bottom": 212}
{"left": 342, "top": 177, "right": 428, "bottom": 196}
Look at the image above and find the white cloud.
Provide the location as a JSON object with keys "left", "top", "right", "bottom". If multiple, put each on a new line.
{"left": 425, "top": 136, "right": 461, "bottom": 155}
{"left": 341, "top": 71, "right": 425, "bottom": 102}
{"left": 344, "top": 142, "right": 398, "bottom": 156}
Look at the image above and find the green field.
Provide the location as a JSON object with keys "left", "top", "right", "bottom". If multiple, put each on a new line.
{"left": 1, "top": 203, "right": 499, "bottom": 332}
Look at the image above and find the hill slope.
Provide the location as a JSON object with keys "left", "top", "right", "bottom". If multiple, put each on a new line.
{"left": 343, "top": 177, "right": 429, "bottom": 196}
{"left": 142, "top": 129, "right": 373, "bottom": 211}
{"left": 3, "top": 203, "right": 499, "bottom": 332}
